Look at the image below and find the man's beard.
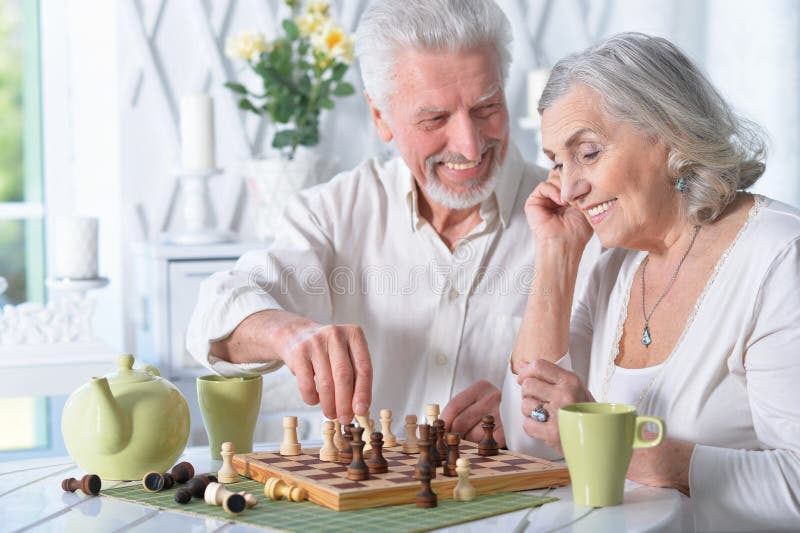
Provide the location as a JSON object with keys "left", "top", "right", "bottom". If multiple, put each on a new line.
{"left": 423, "top": 140, "right": 501, "bottom": 210}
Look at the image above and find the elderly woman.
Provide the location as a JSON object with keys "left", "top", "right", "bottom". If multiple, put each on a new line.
{"left": 502, "top": 33, "right": 800, "bottom": 531}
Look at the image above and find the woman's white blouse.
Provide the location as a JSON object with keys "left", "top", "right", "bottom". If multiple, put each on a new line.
{"left": 502, "top": 196, "right": 800, "bottom": 531}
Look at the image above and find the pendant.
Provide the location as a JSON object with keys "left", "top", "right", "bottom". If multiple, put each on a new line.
{"left": 641, "top": 325, "right": 652, "bottom": 347}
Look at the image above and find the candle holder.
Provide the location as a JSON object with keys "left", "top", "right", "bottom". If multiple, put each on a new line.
{"left": 160, "top": 168, "right": 234, "bottom": 245}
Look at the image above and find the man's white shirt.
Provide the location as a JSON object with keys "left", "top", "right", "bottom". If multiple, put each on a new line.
{"left": 186, "top": 143, "right": 602, "bottom": 420}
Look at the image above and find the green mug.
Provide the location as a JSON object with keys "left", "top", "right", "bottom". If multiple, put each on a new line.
{"left": 197, "top": 374, "right": 263, "bottom": 460}
{"left": 558, "top": 402, "right": 665, "bottom": 507}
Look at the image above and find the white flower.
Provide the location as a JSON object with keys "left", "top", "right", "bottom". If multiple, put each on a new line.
{"left": 306, "top": 0, "right": 330, "bottom": 16}
{"left": 310, "top": 22, "right": 355, "bottom": 64}
{"left": 295, "top": 12, "right": 327, "bottom": 38}
{"left": 225, "top": 30, "right": 270, "bottom": 62}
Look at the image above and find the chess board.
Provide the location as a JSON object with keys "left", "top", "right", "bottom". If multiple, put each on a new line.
{"left": 233, "top": 441, "right": 569, "bottom": 511}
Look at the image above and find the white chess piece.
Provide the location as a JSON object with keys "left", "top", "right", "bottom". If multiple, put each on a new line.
{"left": 453, "top": 457, "right": 476, "bottom": 501}
{"left": 355, "top": 413, "right": 373, "bottom": 453}
{"left": 280, "top": 416, "right": 302, "bottom": 456}
{"left": 205, "top": 481, "right": 248, "bottom": 514}
{"left": 380, "top": 409, "right": 397, "bottom": 447}
{"left": 217, "top": 441, "right": 239, "bottom": 483}
{"left": 333, "top": 420, "right": 347, "bottom": 452}
{"left": 320, "top": 420, "right": 339, "bottom": 462}
{"left": 426, "top": 403, "right": 440, "bottom": 426}
{"left": 402, "top": 414, "right": 419, "bottom": 453}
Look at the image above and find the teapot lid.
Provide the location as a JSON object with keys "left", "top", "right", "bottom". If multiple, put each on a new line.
{"left": 107, "top": 354, "right": 161, "bottom": 385}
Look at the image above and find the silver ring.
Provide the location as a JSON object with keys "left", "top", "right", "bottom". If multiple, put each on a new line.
{"left": 530, "top": 404, "right": 549, "bottom": 423}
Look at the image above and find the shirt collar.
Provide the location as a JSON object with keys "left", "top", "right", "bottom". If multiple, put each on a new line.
{"left": 403, "top": 142, "right": 524, "bottom": 232}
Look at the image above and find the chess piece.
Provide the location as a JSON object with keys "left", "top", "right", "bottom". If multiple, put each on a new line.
{"left": 170, "top": 461, "right": 195, "bottom": 484}
{"left": 333, "top": 420, "right": 347, "bottom": 452}
{"left": 434, "top": 419, "right": 448, "bottom": 461}
{"left": 347, "top": 426, "right": 370, "bottom": 481}
{"left": 478, "top": 415, "right": 499, "bottom": 456}
{"left": 263, "top": 477, "right": 307, "bottom": 501}
{"left": 367, "top": 431, "right": 389, "bottom": 474}
{"left": 320, "top": 420, "right": 339, "bottom": 462}
{"left": 280, "top": 416, "right": 302, "bottom": 456}
{"left": 355, "top": 413, "right": 373, "bottom": 453}
{"left": 205, "top": 482, "right": 248, "bottom": 514}
{"left": 175, "top": 488, "right": 192, "bottom": 504}
{"left": 339, "top": 423, "right": 354, "bottom": 464}
{"left": 218, "top": 442, "right": 239, "bottom": 483}
{"left": 414, "top": 424, "right": 436, "bottom": 480}
{"left": 142, "top": 471, "right": 174, "bottom": 492}
{"left": 415, "top": 464, "right": 437, "bottom": 508}
{"left": 444, "top": 432, "right": 461, "bottom": 477}
{"left": 379, "top": 409, "right": 397, "bottom": 447}
{"left": 237, "top": 491, "right": 259, "bottom": 508}
{"left": 61, "top": 474, "right": 101, "bottom": 495}
{"left": 429, "top": 421, "right": 443, "bottom": 467}
{"left": 187, "top": 475, "right": 213, "bottom": 498}
{"left": 402, "top": 414, "right": 419, "bottom": 453}
{"left": 425, "top": 403, "right": 440, "bottom": 425}
{"left": 453, "top": 458, "right": 476, "bottom": 501}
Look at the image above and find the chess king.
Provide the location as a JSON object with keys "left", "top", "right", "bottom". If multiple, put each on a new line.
{"left": 186, "top": 0, "right": 601, "bottom": 443}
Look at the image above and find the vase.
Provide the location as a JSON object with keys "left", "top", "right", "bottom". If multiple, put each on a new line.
{"left": 241, "top": 151, "right": 331, "bottom": 241}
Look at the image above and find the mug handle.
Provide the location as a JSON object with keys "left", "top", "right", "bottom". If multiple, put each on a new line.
{"left": 633, "top": 416, "right": 665, "bottom": 448}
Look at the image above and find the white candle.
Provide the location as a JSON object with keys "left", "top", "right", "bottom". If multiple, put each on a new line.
{"left": 527, "top": 69, "right": 551, "bottom": 121}
{"left": 179, "top": 94, "right": 216, "bottom": 172}
{"left": 53, "top": 217, "right": 98, "bottom": 279}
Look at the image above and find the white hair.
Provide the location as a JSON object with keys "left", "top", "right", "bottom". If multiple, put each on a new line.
{"left": 354, "top": 0, "right": 513, "bottom": 113}
{"left": 539, "top": 32, "right": 767, "bottom": 225}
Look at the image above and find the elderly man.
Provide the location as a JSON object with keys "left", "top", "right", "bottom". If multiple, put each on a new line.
{"left": 187, "top": 0, "right": 599, "bottom": 444}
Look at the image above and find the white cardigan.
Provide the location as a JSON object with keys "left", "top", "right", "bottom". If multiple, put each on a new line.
{"left": 502, "top": 195, "right": 800, "bottom": 531}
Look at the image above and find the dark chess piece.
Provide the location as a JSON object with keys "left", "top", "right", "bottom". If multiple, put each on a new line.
{"left": 445, "top": 432, "right": 461, "bottom": 477}
{"left": 429, "top": 422, "right": 442, "bottom": 467}
{"left": 170, "top": 461, "right": 195, "bottom": 484}
{"left": 347, "top": 426, "right": 370, "bottom": 481}
{"left": 142, "top": 471, "right": 174, "bottom": 492}
{"left": 367, "top": 431, "right": 389, "bottom": 474}
{"left": 174, "top": 487, "right": 192, "bottom": 504}
{"left": 478, "top": 414, "right": 499, "bottom": 456}
{"left": 187, "top": 475, "right": 214, "bottom": 498}
{"left": 339, "top": 423, "right": 355, "bottom": 464}
{"left": 434, "top": 419, "right": 448, "bottom": 463}
{"left": 415, "top": 464, "right": 438, "bottom": 508}
{"left": 61, "top": 474, "right": 101, "bottom": 495}
{"left": 415, "top": 424, "right": 436, "bottom": 480}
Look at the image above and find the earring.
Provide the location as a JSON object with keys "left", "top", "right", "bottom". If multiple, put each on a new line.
{"left": 675, "top": 176, "right": 688, "bottom": 192}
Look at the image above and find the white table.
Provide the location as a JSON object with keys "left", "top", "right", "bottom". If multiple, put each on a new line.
{"left": 0, "top": 445, "right": 684, "bottom": 532}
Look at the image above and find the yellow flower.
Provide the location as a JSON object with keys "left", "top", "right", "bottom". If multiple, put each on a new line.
{"left": 311, "top": 22, "right": 355, "bottom": 64}
{"left": 306, "top": 0, "right": 330, "bottom": 16}
{"left": 224, "top": 30, "right": 270, "bottom": 62}
{"left": 295, "top": 12, "right": 327, "bottom": 38}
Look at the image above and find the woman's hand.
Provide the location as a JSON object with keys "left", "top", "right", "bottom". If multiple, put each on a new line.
{"left": 627, "top": 435, "right": 693, "bottom": 495}
{"left": 518, "top": 359, "right": 594, "bottom": 452}
{"left": 525, "top": 178, "right": 593, "bottom": 250}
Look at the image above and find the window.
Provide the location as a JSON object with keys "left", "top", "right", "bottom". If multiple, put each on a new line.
{"left": 0, "top": 0, "right": 48, "bottom": 455}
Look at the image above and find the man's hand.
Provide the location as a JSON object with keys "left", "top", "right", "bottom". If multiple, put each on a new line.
{"left": 211, "top": 309, "right": 372, "bottom": 424}
{"left": 441, "top": 380, "right": 505, "bottom": 447}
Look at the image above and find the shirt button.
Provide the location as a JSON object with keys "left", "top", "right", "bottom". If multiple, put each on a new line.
{"left": 448, "top": 287, "right": 459, "bottom": 299}
{"left": 436, "top": 354, "right": 448, "bottom": 366}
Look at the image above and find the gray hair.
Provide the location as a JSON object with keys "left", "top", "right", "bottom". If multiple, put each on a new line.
{"left": 539, "top": 32, "right": 766, "bottom": 225}
{"left": 354, "top": 0, "right": 512, "bottom": 113}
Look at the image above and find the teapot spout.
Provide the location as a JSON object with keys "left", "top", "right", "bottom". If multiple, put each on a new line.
{"left": 90, "top": 377, "right": 131, "bottom": 455}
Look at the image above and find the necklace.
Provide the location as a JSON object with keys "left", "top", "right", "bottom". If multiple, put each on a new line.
{"left": 640, "top": 225, "right": 701, "bottom": 347}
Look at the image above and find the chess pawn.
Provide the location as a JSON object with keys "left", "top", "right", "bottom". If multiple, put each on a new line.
{"left": 205, "top": 482, "right": 248, "bottom": 514}
{"left": 403, "top": 414, "right": 419, "bottom": 453}
{"left": 237, "top": 491, "right": 259, "bottom": 508}
{"left": 264, "top": 477, "right": 307, "bottom": 502}
{"left": 218, "top": 442, "right": 239, "bottom": 483}
{"left": 333, "top": 420, "right": 347, "bottom": 452}
{"left": 367, "top": 431, "right": 389, "bottom": 474}
{"left": 320, "top": 420, "right": 339, "bottom": 462}
{"left": 174, "top": 488, "right": 192, "bottom": 504}
{"left": 444, "top": 432, "right": 461, "bottom": 477}
{"left": 425, "top": 403, "right": 440, "bottom": 425}
{"left": 434, "top": 419, "right": 448, "bottom": 460}
{"left": 379, "top": 409, "right": 397, "bottom": 447}
{"left": 415, "top": 464, "right": 437, "bottom": 508}
{"left": 170, "top": 461, "right": 195, "bottom": 484}
{"left": 453, "top": 458, "right": 476, "bottom": 501}
{"left": 280, "top": 416, "right": 302, "bottom": 456}
{"left": 355, "top": 413, "right": 373, "bottom": 454}
{"left": 142, "top": 471, "right": 174, "bottom": 492}
{"left": 187, "top": 475, "right": 213, "bottom": 498}
{"left": 339, "top": 423, "right": 355, "bottom": 464}
{"left": 478, "top": 414, "right": 499, "bottom": 456}
{"left": 429, "top": 421, "right": 443, "bottom": 467}
{"left": 61, "top": 474, "right": 101, "bottom": 495}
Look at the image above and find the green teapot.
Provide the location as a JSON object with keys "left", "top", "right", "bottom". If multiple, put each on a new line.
{"left": 61, "top": 354, "right": 190, "bottom": 480}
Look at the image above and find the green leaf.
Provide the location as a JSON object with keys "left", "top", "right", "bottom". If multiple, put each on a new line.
{"left": 273, "top": 129, "right": 298, "bottom": 148}
{"left": 320, "top": 98, "right": 335, "bottom": 109}
{"left": 331, "top": 63, "right": 348, "bottom": 81}
{"left": 238, "top": 98, "right": 260, "bottom": 114}
{"left": 224, "top": 82, "right": 248, "bottom": 95}
{"left": 282, "top": 19, "right": 300, "bottom": 40}
{"left": 332, "top": 82, "right": 355, "bottom": 97}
